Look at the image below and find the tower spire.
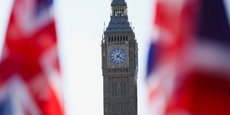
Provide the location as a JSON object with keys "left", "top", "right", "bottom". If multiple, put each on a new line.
{"left": 111, "top": 0, "right": 127, "bottom": 17}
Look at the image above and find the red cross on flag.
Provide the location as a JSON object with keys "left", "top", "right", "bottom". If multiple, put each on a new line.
{"left": 0, "top": 0, "right": 64, "bottom": 115}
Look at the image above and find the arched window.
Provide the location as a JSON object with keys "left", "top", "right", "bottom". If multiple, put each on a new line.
{"left": 112, "top": 79, "right": 115, "bottom": 97}
{"left": 121, "top": 79, "right": 125, "bottom": 96}
{"left": 114, "top": 81, "right": 117, "bottom": 97}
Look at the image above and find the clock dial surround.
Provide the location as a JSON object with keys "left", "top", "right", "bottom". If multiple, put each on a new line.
{"left": 107, "top": 45, "right": 129, "bottom": 68}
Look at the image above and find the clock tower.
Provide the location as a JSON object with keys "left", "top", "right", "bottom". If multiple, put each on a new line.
{"left": 101, "top": 0, "right": 138, "bottom": 115}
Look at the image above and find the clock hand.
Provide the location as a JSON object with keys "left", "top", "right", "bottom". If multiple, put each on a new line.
{"left": 117, "top": 54, "right": 122, "bottom": 59}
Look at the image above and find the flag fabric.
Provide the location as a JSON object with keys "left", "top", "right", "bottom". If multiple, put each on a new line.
{"left": 147, "top": 0, "right": 230, "bottom": 115}
{"left": 0, "top": 0, "right": 64, "bottom": 115}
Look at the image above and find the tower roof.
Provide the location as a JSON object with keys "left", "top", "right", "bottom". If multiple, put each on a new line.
{"left": 106, "top": 16, "right": 132, "bottom": 33}
{"left": 111, "top": 0, "right": 126, "bottom": 6}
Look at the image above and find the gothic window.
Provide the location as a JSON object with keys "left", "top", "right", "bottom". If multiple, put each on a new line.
{"left": 112, "top": 79, "right": 115, "bottom": 97}
{"left": 124, "top": 80, "right": 126, "bottom": 96}
{"left": 121, "top": 79, "right": 125, "bottom": 96}
{"left": 114, "top": 80, "right": 117, "bottom": 97}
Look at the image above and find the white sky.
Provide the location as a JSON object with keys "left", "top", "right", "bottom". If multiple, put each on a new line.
{"left": 0, "top": 0, "right": 155, "bottom": 115}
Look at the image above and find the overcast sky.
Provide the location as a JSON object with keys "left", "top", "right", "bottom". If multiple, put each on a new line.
{"left": 0, "top": 0, "right": 155, "bottom": 114}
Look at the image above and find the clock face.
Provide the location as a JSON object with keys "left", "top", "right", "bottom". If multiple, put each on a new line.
{"left": 109, "top": 48, "right": 127, "bottom": 65}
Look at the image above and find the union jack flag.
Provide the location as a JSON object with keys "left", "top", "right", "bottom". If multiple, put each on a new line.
{"left": 147, "top": 0, "right": 230, "bottom": 115}
{"left": 0, "top": 0, "right": 64, "bottom": 115}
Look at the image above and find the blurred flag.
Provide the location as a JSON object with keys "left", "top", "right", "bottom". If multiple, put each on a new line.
{"left": 0, "top": 0, "right": 64, "bottom": 115}
{"left": 147, "top": 0, "right": 230, "bottom": 115}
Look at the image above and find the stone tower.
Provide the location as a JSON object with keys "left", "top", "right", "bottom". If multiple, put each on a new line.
{"left": 101, "top": 0, "right": 138, "bottom": 115}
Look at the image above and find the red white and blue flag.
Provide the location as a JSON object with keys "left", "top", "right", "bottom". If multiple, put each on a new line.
{"left": 147, "top": 0, "right": 230, "bottom": 115}
{"left": 0, "top": 0, "right": 64, "bottom": 115}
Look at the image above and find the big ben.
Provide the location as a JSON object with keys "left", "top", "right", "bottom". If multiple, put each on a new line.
{"left": 101, "top": 0, "right": 138, "bottom": 115}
